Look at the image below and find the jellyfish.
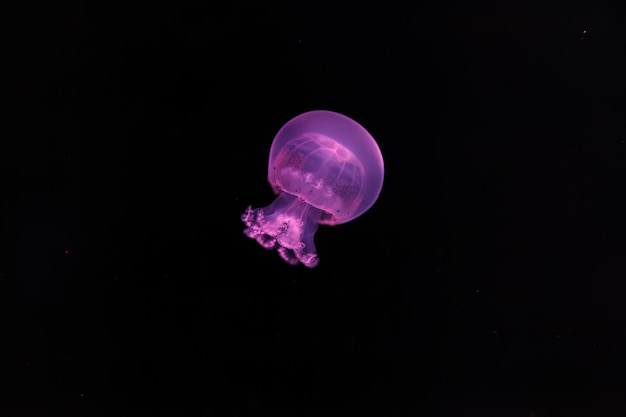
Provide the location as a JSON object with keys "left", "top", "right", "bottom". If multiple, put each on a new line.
{"left": 241, "top": 110, "right": 384, "bottom": 268}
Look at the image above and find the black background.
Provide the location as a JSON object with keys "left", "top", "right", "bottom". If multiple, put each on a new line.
{"left": 2, "top": 1, "right": 626, "bottom": 416}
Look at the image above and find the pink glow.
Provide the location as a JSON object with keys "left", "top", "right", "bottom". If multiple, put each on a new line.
{"left": 242, "top": 110, "right": 384, "bottom": 268}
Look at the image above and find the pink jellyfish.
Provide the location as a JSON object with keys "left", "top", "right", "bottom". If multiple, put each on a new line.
{"left": 241, "top": 110, "right": 384, "bottom": 268}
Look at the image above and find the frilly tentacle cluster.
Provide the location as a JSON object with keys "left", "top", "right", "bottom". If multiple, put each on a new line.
{"left": 242, "top": 206, "right": 319, "bottom": 268}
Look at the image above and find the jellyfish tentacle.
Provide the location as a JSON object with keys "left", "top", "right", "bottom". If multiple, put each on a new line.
{"left": 242, "top": 193, "right": 320, "bottom": 268}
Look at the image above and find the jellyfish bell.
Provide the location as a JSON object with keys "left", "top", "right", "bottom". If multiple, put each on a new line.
{"left": 269, "top": 111, "right": 384, "bottom": 224}
{"left": 242, "top": 110, "right": 384, "bottom": 268}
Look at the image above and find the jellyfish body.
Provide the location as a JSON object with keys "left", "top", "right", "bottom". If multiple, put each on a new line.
{"left": 241, "top": 110, "right": 384, "bottom": 268}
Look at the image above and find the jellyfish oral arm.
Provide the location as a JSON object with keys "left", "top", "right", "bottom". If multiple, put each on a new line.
{"left": 241, "top": 192, "right": 321, "bottom": 268}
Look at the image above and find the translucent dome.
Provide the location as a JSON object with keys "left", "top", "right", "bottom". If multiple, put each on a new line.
{"left": 268, "top": 110, "right": 384, "bottom": 225}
